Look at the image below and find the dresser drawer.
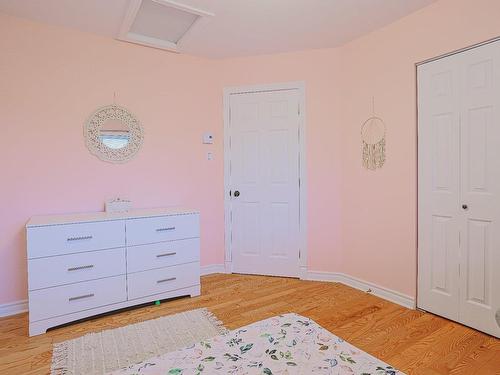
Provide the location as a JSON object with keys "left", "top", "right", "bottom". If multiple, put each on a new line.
{"left": 27, "top": 220, "right": 125, "bottom": 258}
{"left": 28, "top": 275, "right": 126, "bottom": 322}
{"left": 126, "top": 214, "right": 199, "bottom": 246}
{"left": 28, "top": 248, "right": 126, "bottom": 290}
{"left": 127, "top": 238, "right": 199, "bottom": 273}
{"left": 127, "top": 262, "right": 200, "bottom": 300}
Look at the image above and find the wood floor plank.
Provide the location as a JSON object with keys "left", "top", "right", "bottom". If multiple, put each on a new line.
{"left": 449, "top": 338, "right": 500, "bottom": 375}
{"left": 426, "top": 333, "right": 494, "bottom": 374}
{"left": 0, "top": 274, "right": 498, "bottom": 375}
{"left": 363, "top": 314, "right": 448, "bottom": 359}
{"left": 389, "top": 322, "right": 473, "bottom": 372}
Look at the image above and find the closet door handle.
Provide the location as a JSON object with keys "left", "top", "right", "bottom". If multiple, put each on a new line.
{"left": 462, "top": 204, "right": 468, "bottom": 210}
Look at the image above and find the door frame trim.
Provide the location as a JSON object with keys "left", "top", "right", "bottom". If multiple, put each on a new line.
{"left": 223, "top": 81, "right": 307, "bottom": 276}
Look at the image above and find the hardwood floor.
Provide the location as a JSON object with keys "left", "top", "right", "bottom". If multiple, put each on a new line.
{"left": 0, "top": 274, "right": 499, "bottom": 374}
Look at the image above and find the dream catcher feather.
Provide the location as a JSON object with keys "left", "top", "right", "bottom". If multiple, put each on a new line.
{"left": 361, "top": 98, "right": 386, "bottom": 170}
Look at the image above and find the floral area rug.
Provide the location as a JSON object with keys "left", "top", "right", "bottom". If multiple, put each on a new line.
{"left": 110, "top": 313, "right": 404, "bottom": 375}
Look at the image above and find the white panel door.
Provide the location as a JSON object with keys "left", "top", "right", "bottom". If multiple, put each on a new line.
{"left": 458, "top": 41, "right": 500, "bottom": 337}
{"left": 418, "top": 54, "right": 461, "bottom": 321}
{"left": 418, "top": 39, "right": 500, "bottom": 338}
{"left": 229, "top": 90, "right": 300, "bottom": 277}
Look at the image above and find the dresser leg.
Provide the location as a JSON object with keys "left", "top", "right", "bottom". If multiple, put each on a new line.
{"left": 29, "top": 322, "right": 48, "bottom": 337}
{"left": 190, "top": 285, "right": 201, "bottom": 297}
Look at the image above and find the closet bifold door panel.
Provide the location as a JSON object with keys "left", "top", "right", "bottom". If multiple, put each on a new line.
{"left": 417, "top": 54, "right": 461, "bottom": 322}
{"left": 458, "top": 42, "right": 500, "bottom": 337}
{"left": 418, "top": 40, "right": 500, "bottom": 338}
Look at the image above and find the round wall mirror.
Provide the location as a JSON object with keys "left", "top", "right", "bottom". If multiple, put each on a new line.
{"left": 84, "top": 105, "right": 143, "bottom": 163}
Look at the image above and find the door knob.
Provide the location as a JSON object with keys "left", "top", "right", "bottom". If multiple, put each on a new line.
{"left": 462, "top": 204, "right": 468, "bottom": 210}
{"left": 234, "top": 190, "right": 240, "bottom": 197}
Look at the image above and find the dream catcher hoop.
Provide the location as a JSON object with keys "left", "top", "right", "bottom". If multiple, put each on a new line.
{"left": 361, "top": 98, "right": 386, "bottom": 170}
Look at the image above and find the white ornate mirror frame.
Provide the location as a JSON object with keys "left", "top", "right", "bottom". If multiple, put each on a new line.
{"left": 84, "top": 105, "right": 144, "bottom": 163}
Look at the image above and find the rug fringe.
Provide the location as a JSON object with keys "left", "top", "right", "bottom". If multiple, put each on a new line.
{"left": 199, "top": 308, "right": 229, "bottom": 335}
{"left": 51, "top": 342, "right": 71, "bottom": 375}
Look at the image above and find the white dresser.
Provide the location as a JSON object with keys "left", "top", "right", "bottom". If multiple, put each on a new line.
{"left": 26, "top": 208, "right": 200, "bottom": 336}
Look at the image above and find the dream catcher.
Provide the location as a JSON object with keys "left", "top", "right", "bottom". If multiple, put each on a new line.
{"left": 361, "top": 98, "right": 386, "bottom": 170}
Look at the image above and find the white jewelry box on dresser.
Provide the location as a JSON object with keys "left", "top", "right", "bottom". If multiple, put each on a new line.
{"left": 26, "top": 207, "right": 200, "bottom": 336}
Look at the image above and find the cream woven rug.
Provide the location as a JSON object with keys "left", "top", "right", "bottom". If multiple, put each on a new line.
{"left": 51, "top": 308, "right": 228, "bottom": 375}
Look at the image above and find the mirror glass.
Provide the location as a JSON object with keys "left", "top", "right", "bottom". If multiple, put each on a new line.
{"left": 99, "top": 119, "right": 130, "bottom": 149}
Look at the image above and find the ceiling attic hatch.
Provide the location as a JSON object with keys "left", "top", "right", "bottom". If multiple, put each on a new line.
{"left": 118, "top": 0, "right": 214, "bottom": 53}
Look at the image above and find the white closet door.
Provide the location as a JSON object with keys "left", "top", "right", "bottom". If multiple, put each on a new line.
{"left": 418, "top": 55, "right": 461, "bottom": 321}
{"left": 418, "top": 39, "right": 500, "bottom": 338}
{"left": 229, "top": 90, "right": 300, "bottom": 277}
{"left": 458, "top": 42, "right": 500, "bottom": 337}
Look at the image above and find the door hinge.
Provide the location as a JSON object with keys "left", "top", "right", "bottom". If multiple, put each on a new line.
{"left": 299, "top": 250, "right": 301, "bottom": 259}
{"left": 298, "top": 105, "right": 301, "bottom": 115}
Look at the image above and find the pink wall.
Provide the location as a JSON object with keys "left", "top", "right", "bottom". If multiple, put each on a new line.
{"left": 215, "top": 0, "right": 500, "bottom": 297}
{"left": 0, "top": 13, "right": 223, "bottom": 304}
{"left": 337, "top": 0, "right": 500, "bottom": 296}
{"left": 2, "top": 0, "right": 500, "bottom": 305}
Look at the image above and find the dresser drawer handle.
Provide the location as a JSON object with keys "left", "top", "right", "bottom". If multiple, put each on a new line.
{"left": 67, "top": 235, "right": 93, "bottom": 242}
{"left": 157, "top": 277, "right": 176, "bottom": 284}
{"left": 68, "top": 293, "right": 94, "bottom": 302}
{"left": 67, "top": 264, "right": 94, "bottom": 272}
{"left": 156, "top": 227, "right": 175, "bottom": 232}
{"left": 156, "top": 252, "right": 176, "bottom": 258}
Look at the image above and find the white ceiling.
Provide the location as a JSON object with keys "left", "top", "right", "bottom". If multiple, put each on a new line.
{"left": 0, "top": 0, "right": 437, "bottom": 59}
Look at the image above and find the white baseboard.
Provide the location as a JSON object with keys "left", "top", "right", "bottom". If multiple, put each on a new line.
{"left": 0, "top": 299, "right": 28, "bottom": 318}
{"left": 304, "top": 270, "right": 416, "bottom": 310}
{"left": 200, "top": 265, "right": 415, "bottom": 310}
{"left": 200, "top": 264, "right": 227, "bottom": 276}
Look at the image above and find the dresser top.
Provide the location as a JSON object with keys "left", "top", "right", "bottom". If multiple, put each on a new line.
{"left": 26, "top": 207, "right": 199, "bottom": 227}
